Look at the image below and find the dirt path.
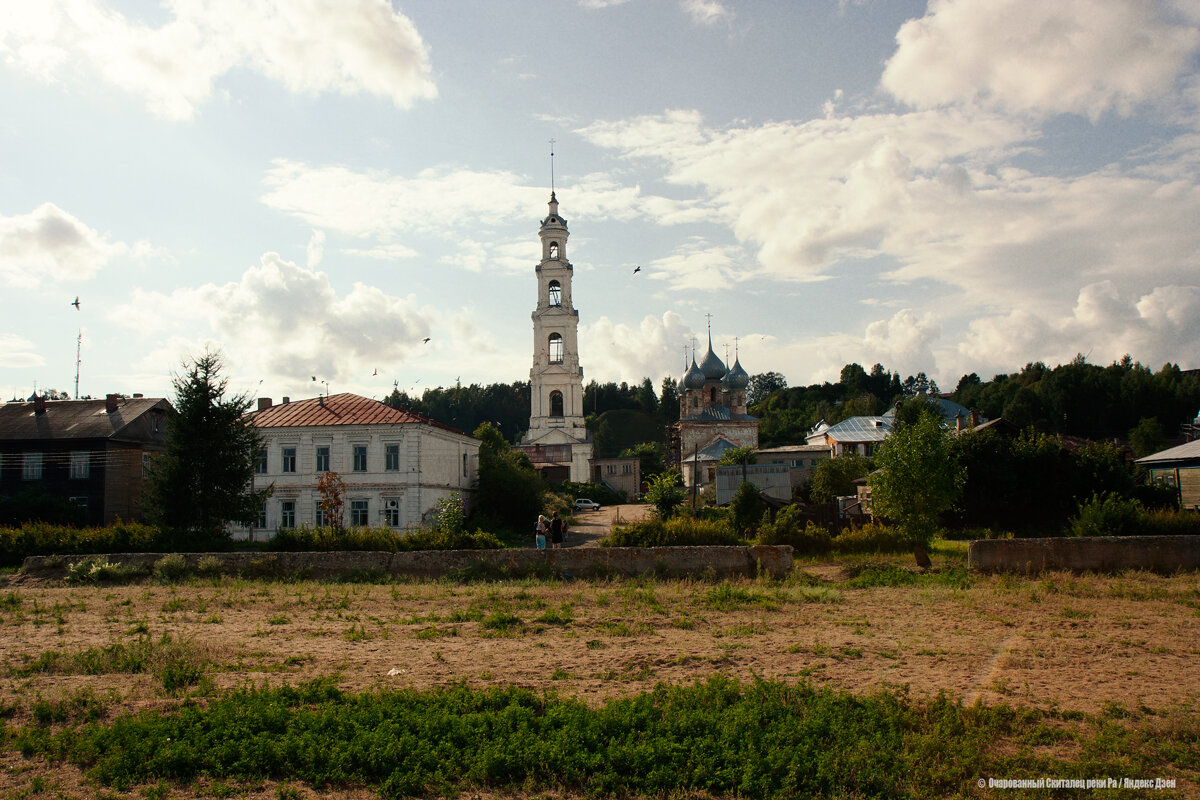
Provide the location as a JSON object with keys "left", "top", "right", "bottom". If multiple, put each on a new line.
{"left": 562, "top": 503, "right": 652, "bottom": 547}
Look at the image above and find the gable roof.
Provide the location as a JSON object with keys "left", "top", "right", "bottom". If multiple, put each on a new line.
{"left": 1136, "top": 438, "right": 1200, "bottom": 466}
{"left": 823, "top": 415, "right": 894, "bottom": 443}
{"left": 248, "top": 393, "right": 471, "bottom": 437}
{"left": 0, "top": 397, "right": 171, "bottom": 442}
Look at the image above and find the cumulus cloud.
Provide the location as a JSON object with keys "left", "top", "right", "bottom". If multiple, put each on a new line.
{"left": 0, "top": 334, "right": 45, "bottom": 368}
{"left": 881, "top": 0, "right": 1200, "bottom": 120}
{"left": 957, "top": 282, "right": 1200, "bottom": 377}
{"left": 0, "top": 0, "right": 436, "bottom": 120}
{"left": 804, "top": 309, "right": 943, "bottom": 386}
{"left": 580, "top": 311, "right": 695, "bottom": 384}
{"left": 0, "top": 203, "right": 152, "bottom": 286}
{"left": 110, "top": 253, "right": 437, "bottom": 389}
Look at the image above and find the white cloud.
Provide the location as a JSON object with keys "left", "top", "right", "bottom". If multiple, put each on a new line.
{"left": 957, "top": 282, "right": 1200, "bottom": 377}
{"left": 0, "top": 203, "right": 150, "bottom": 286}
{"left": 0, "top": 334, "right": 45, "bottom": 368}
{"left": 881, "top": 0, "right": 1200, "bottom": 120}
{"left": 260, "top": 161, "right": 697, "bottom": 243}
{"left": 680, "top": 0, "right": 733, "bottom": 27}
{"left": 0, "top": 0, "right": 436, "bottom": 121}
{"left": 580, "top": 311, "right": 695, "bottom": 384}
{"left": 343, "top": 243, "right": 420, "bottom": 261}
{"left": 110, "top": 253, "right": 437, "bottom": 390}
{"left": 805, "top": 309, "right": 943, "bottom": 386}
{"left": 643, "top": 239, "right": 753, "bottom": 292}
{"left": 305, "top": 230, "right": 325, "bottom": 268}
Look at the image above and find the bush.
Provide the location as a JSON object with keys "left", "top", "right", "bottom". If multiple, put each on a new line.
{"left": 1138, "top": 508, "right": 1200, "bottom": 536}
{"left": 0, "top": 521, "right": 172, "bottom": 567}
{"left": 64, "top": 557, "right": 148, "bottom": 585}
{"left": 755, "top": 506, "right": 831, "bottom": 555}
{"left": 268, "top": 525, "right": 503, "bottom": 552}
{"left": 831, "top": 522, "right": 911, "bottom": 554}
{"left": 601, "top": 516, "right": 740, "bottom": 547}
{"left": 730, "top": 482, "right": 767, "bottom": 537}
{"left": 1068, "top": 493, "right": 1142, "bottom": 537}
{"left": 153, "top": 553, "right": 190, "bottom": 581}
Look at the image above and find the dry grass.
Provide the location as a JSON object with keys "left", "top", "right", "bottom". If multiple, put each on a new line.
{"left": 1, "top": 563, "right": 1198, "bottom": 798}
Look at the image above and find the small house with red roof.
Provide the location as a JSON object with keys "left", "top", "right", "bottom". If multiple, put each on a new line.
{"left": 234, "top": 392, "right": 478, "bottom": 539}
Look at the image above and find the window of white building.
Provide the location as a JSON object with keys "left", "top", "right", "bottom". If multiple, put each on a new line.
{"left": 350, "top": 499, "right": 369, "bottom": 527}
{"left": 383, "top": 498, "right": 401, "bottom": 527}
{"left": 385, "top": 444, "right": 400, "bottom": 471}
{"left": 315, "top": 445, "right": 330, "bottom": 473}
{"left": 280, "top": 500, "right": 296, "bottom": 529}
{"left": 352, "top": 445, "right": 368, "bottom": 472}
{"left": 281, "top": 447, "right": 297, "bottom": 473}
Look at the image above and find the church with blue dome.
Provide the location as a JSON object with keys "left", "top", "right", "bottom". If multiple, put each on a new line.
{"left": 674, "top": 324, "right": 759, "bottom": 492}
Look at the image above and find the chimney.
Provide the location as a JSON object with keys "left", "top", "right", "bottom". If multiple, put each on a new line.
{"left": 318, "top": 395, "right": 324, "bottom": 406}
{"left": 33, "top": 395, "right": 46, "bottom": 415}
{"left": 281, "top": 396, "right": 290, "bottom": 405}
{"left": 105, "top": 394, "right": 119, "bottom": 414}
{"left": 970, "top": 410, "right": 980, "bottom": 427}
{"left": 955, "top": 413, "right": 965, "bottom": 432}
{"left": 257, "top": 397, "right": 273, "bottom": 412}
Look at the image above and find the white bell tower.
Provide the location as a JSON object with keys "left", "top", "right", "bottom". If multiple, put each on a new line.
{"left": 521, "top": 191, "right": 593, "bottom": 482}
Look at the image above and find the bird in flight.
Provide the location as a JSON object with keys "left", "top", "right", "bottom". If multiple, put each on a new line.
{"left": 71, "top": 297, "right": 80, "bottom": 309}
{"left": 633, "top": 266, "right": 641, "bottom": 274}
{"left": 422, "top": 337, "right": 431, "bottom": 344}
{"left": 372, "top": 368, "right": 378, "bottom": 376}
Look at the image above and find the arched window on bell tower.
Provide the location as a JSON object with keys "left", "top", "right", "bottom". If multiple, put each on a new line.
{"left": 548, "top": 280, "right": 561, "bottom": 307}
{"left": 549, "top": 242, "right": 559, "bottom": 259}
{"left": 550, "top": 391, "right": 564, "bottom": 417}
{"left": 548, "top": 333, "right": 563, "bottom": 364}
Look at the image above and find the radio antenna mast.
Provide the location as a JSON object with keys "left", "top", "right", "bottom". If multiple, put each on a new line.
{"left": 549, "top": 139, "right": 556, "bottom": 193}
{"left": 74, "top": 330, "right": 82, "bottom": 399}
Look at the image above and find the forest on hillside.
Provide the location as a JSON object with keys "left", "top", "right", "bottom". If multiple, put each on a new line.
{"left": 383, "top": 356, "right": 1200, "bottom": 456}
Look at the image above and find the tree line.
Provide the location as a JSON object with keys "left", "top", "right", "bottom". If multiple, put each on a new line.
{"left": 751, "top": 356, "right": 1200, "bottom": 450}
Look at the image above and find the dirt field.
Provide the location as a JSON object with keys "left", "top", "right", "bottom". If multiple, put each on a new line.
{"left": 1, "top": 538, "right": 1198, "bottom": 798}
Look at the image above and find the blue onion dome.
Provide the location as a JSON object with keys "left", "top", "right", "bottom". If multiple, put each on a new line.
{"left": 682, "top": 358, "right": 705, "bottom": 390}
{"left": 698, "top": 338, "right": 727, "bottom": 380}
{"left": 725, "top": 357, "right": 750, "bottom": 390}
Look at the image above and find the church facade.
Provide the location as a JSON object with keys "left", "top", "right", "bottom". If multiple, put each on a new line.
{"left": 674, "top": 332, "right": 758, "bottom": 492}
{"left": 518, "top": 193, "right": 593, "bottom": 482}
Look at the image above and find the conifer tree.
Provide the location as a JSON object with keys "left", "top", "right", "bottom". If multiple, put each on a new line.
{"left": 145, "top": 350, "right": 270, "bottom": 546}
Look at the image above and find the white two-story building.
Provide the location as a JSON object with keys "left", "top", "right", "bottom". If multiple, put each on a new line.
{"left": 233, "top": 393, "right": 478, "bottom": 540}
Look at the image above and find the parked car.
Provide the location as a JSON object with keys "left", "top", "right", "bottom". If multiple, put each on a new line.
{"left": 574, "top": 498, "right": 601, "bottom": 511}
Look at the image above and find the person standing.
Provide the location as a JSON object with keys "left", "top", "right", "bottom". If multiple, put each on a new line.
{"left": 535, "top": 514, "right": 548, "bottom": 550}
{"left": 549, "top": 511, "right": 564, "bottom": 549}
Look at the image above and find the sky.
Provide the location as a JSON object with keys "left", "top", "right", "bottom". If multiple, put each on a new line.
{"left": 2, "top": 0, "right": 1200, "bottom": 406}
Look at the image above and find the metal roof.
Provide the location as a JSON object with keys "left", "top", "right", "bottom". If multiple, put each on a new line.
{"left": 0, "top": 397, "right": 171, "bottom": 441}
{"left": 1136, "top": 438, "right": 1200, "bottom": 465}
{"left": 823, "top": 415, "right": 894, "bottom": 443}
{"left": 248, "top": 393, "right": 471, "bottom": 436}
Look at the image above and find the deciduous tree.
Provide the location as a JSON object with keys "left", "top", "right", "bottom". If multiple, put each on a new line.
{"left": 869, "top": 410, "right": 964, "bottom": 559}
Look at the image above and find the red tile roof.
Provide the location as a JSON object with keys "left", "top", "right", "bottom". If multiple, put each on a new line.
{"left": 248, "top": 393, "right": 471, "bottom": 437}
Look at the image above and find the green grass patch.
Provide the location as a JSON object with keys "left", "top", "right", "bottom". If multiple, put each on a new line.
{"left": 13, "top": 677, "right": 1195, "bottom": 799}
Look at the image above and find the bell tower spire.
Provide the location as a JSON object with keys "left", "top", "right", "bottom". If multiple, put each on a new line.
{"left": 521, "top": 181, "right": 593, "bottom": 483}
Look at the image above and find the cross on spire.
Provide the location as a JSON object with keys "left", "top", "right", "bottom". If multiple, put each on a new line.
{"left": 549, "top": 139, "right": 556, "bottom": 193}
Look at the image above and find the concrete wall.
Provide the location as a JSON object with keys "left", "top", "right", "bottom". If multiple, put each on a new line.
{"left": 968, "top": 535, "right": 1200, "bottom": 574}
{"left": 22, "top": 545, "right": 793, "bottom": 581}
